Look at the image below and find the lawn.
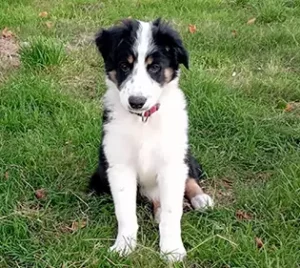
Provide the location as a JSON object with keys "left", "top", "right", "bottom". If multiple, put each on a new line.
{"left": 1, "top": 0, "right": 300, "bottom": 267}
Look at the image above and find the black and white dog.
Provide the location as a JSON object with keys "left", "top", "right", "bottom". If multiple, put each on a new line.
{"left": 90, "top": 18, "right": 213, "bottom": 262}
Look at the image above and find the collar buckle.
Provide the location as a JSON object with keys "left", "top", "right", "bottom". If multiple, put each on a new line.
{"left": 142, "top": 114, "right": 148, "bottom": 123}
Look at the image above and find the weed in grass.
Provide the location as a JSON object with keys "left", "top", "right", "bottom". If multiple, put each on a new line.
{"left": 20, "top": 37, "right": 66, "bottom": 69}
{"left": 256, "top": 0, "right": 287, "bottom": 23}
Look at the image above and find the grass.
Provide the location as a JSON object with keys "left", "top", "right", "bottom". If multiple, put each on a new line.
{"left": 0, "top": 0, "right": 300, "bottom": 267}
{"left": 20, "top": 38, "right": 66, "bottom": 69}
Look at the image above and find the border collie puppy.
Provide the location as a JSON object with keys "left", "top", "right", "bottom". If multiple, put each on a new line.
{"left": 90, "top": 18, "right": 213, "bottom": 262}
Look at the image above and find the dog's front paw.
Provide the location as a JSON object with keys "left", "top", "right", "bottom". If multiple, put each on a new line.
{"left": 160, "top": 241, "right": 186, "bottom": 262}
{"left": 109, "top": 235, "right": 136, "bottom": 256}
{"left": 191, "top": 193, "right": 214, "bottom": 210}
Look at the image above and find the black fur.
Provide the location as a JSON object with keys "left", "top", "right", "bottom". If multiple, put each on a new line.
{"left": 146, "top": 19, "right": 189, "bottom": 85}
{"left": 95, "top": 20, "right": 139, "bottom": 87}
{"left": 89, "top": 109, "right": 111, "bottom": 195}
{"left": 185, "top": 150, "right": 205, "bottom": 180}
{"left": 152, "top": 18, "right": 189, "bottom": 70}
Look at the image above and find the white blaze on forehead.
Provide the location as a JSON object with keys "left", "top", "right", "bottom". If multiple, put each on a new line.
{"left": 121, "top": 20, "right": 160, "bottom": 107}
{"left": 135, "top": 21, "right": 153, "bottom": 62}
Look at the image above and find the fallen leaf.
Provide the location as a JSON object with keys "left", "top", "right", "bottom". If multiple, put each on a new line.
{"left": 39, "top": 11, "right": 48, "bottom": 18}
{"left": 188, "top": 24, "right": 197, "bottom": 34}
{"left": 236, "top": 210, "right": 252, "bottom": 220}
{"left": 284, "top": 102, "right": 300, "bottom": 112}
{"left": 45, "top": 21, "right": 53, "bottom": 29}
{"left": 222, "top": 178, "right": 233, "bottom": 188}
{"left": 284, "top": 103, "right": 293, "bottom": 112}
{"left": 255, "top": 237, "right": 264, "bottom": 248}
{"left": 68, "top": 220, "right": 87, "bottom": 232}
{"left": 2, "top": 27, "right": 14, "bottom": 38}
{"left": 232, "top": 30, "right": 237, "bottom": 37}
{"left": 128, "top": 16, "right": 132, "bottom": 19}
{"left": 247, "top": 18, "right": 256, "bottom": 25}
{"left": 4, "top": 171, "right": 9, "bottom": 179}
{"left": 35, "top": 189, "right": 46, "bottom": 199}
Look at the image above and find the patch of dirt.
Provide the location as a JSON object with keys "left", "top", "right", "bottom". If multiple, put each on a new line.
{"left": 15, "top": 202, "right": 41, "bottom": 218}
{"left": 199, "top": 177, "right": 235, "bottom": 206}
{"left": 66, "top": 33, "right": 95, "bottom": 51}
{"left": 0, "top": 36, "right": 20, "bottom": 80}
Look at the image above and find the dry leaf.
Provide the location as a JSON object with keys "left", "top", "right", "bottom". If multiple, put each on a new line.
{"left": 4, "top": 171, "right": 9, "bottom": 180}
{"left": 2, "top": 27, "right": 14, "bottom": 38}
{"left": 45, "top": 21, "right": 53, "bottom": 29}
{"left": 284, "top": 103, "right": 293, "bottom": 112}
{"left": 232, "top": 30, "right": 237, "bottom": 37}
{"left": 128, "top": 16, "right": 132, "bottom": 19}
{"left": 236, "top": 210, "right": 252, "bottom": 220}
{"left": 35, "top": 189, "right": 46, "bottom": 199}
{"left": 222, "top": 178, "right": 233, "bottom": 188}
{"left": 247, "top": 18, "right": 256, "bottom": 25}
{"left": 284, "top": 102, "right": 300, "bottom": 112}
{"left": 39, "top": 11, "right": 48, "bottom": 18}
{"left": 255, "top": 237, "right": 264, "bottom": 248}
{"left": 69, "top": 220, "right": 87, "bottom": 232}
{"left": 188, "top": 24, "right": 197, "bottom": 34}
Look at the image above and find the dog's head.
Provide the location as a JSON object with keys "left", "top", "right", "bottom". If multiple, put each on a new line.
{"left": 95, "top": 18, "right": 188, "bottom": 113}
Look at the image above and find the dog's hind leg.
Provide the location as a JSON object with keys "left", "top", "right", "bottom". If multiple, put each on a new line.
{"left": 185, "top": 152, "right": 213, "bottom": 209}
{"left": 185, "top": 178, "right": 213, "bottom": 209}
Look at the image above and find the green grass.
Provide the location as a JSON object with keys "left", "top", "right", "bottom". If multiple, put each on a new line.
{"left": 20, "top": 38, "right": 66, "bottom": 69}
{"left": 1, "top": 0, "right": 300, "bottom": 267}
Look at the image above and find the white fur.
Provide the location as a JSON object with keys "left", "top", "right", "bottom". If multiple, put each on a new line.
{"left": 104, "top": 21, "right": 188, "bottom": 262}
{"left": 191, "top": 193, "right": 214, "bottom": 210}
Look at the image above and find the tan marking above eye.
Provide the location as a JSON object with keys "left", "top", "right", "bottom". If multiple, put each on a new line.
{"left": 145, "top": 56, "right": 153, "bottom": 65}
{"left": 127, "top": 55, "right": 134, "bottom": 64}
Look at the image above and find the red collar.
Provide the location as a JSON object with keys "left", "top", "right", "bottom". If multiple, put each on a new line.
{"left": 130, "top": 103, "right": 160, "bottom": 122}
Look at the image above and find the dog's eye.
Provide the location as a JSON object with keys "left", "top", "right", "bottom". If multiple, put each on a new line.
{"left": 119, "top": 62, "right": 130, "bottom": 72}
{"left": 148, "top": 64, "right": 161, "bottom": 74}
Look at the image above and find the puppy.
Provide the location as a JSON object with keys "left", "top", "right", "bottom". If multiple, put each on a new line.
{"left": 90, "top": 18, "right": 213, "bottom": 262}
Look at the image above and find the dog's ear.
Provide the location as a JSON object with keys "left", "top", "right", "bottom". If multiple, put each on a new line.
{"left": 95, "top": 19, "right": 138, "bottom": 64}
{"left": 95, "top": 26, "right": 124, "bottom": 62}
{"left": 95, "top": 29, "right": 111, "bottom": 61}
{"left": 152, "top": 18, "right": 189, "bottom": 69}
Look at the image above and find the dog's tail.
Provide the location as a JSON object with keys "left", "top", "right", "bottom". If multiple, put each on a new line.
{"left": 88, "top": 165, "right": 111, "bottom": 195}
{"left": 186, "top": 152, "right": 206, "bottom": 182}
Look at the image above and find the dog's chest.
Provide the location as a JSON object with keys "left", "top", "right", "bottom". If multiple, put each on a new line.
{"left": 134, "top": 121, "right": 163, "bottom": 183}
{"left": 121, "top": 116, "right": 170, "bottom": 183}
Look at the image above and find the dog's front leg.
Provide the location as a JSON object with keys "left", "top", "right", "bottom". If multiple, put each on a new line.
{"left": 108, "top": 165, "right": 138, "bottom": 256}
{"left": 158, "top": 164, "right": 187, "bottom": 262}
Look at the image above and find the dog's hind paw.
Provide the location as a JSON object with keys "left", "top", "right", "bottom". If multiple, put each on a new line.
{"left": 191, "top": 193, "right": 214, "bottom": 210}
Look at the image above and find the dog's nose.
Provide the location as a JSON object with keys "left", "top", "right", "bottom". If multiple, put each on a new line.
{"left": 128, "top": 96, "right": 147, "bottom": 110}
